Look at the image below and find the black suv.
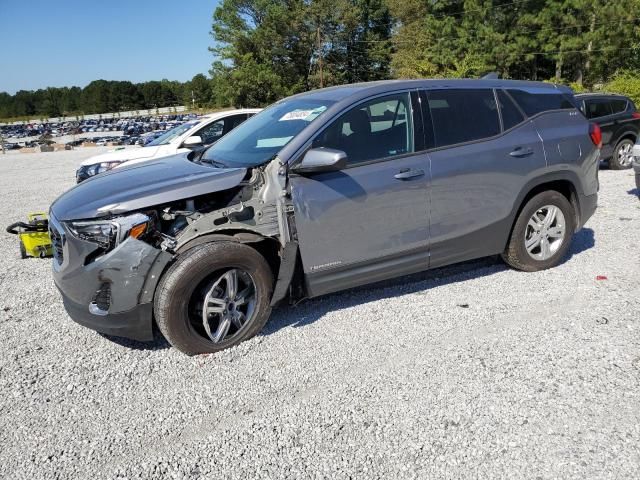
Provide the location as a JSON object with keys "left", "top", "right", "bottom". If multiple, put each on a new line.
{"left": 575, "top": 93, "right": 640, "bottom": 169}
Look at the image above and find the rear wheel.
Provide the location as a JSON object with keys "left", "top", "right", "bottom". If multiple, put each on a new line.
{"left": 610, "top": 138, "right": 634, "bottom": 170}
{"left": 155, "top": 241, "right": 273, "bottom": 355}
{"left": 502, "top": 190, "right": 576, "bottom": 272}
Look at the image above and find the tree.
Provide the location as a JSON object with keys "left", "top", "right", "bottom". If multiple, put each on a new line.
{"left": 387, "top": 0, "right": 640, "bottom": 87}
{"left": 208, "top": 0, "right": 393, "bottom": 106}
{"left": 183, "top": 74, "right": 213, "bottom": 108}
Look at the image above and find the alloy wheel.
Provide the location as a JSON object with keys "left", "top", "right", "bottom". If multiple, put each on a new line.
{"left": 195, "top": 268, "right": 257, "bottom": 343}
{"left": 617, "top": 142, "right": 633, "bottom": 167}
{"left": 524, "top": 205, "right": 566, "bottom": 261}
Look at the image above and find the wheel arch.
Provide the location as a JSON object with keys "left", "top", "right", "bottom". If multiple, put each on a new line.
{"left": 176, "top": 230, "right": 282, "bottom": 277}
{"left": 613, "top": 132, "right": 637, "bottom": 148}
{"left": 504, "top": 173, "right": 583, "bottom": 252}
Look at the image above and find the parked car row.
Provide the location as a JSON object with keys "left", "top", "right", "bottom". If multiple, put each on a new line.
{"left": 51, "top": 79, "right": 601, "bottom": 356}
{"left": 0, "top": 113, "right": 196, "bottom": 140}
{"left": 75, "top": 109, "right": 260, "bottom": 181}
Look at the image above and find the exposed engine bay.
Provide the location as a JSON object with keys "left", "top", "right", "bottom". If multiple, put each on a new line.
{"left": 159, "top": 160, "right": 292, "bottom": 252}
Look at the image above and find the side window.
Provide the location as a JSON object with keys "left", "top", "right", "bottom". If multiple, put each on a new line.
{"left": 223, "top": 114, "right": 249, "bottom": 133}
{"left": 507, "top": 89, "right": 575, "bottom": 116}
{"left": 497, "top": 90, "right": 525, "bottom": 130}
{"left": 585, "top": 99, "right": 613, "bottom": 119}
{"left": 196, "top": 119, "right": 225, "bottom": 145}
{"left": 312, "top": 93, "right": 413, "bottom": 165}
{"left": 427, "top": 89, "right": 500, "bottom": 147}
{"left": 610, "top": 99, "right": 628, "bottom": 114}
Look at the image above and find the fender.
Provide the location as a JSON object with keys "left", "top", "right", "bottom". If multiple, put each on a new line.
{"left": 506, "top": 170, "right": 585, "bottom": 241}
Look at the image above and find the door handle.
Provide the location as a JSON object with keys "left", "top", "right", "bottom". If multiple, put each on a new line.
{"left": 394, "top": 168, "right": 425, "bottom": 180}
{"left": 509, "top": 147, "right": 534, "bottom": 158}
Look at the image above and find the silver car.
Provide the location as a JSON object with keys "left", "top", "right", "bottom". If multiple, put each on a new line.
{"left": 49, "top": 79, "right": 600, "bottom": 355}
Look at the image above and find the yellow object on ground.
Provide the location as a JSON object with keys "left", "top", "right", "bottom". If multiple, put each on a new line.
{"left": 6, "top": 212, "right": 52, "bottom": 258}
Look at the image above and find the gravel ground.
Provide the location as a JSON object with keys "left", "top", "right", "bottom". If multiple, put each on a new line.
{"left": 0, "top": 149, "right": 639, "bottom": 479}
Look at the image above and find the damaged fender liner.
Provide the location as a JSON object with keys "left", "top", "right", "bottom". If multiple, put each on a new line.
{"left": 270, "top": 241, "right": 300, "bottom": 307}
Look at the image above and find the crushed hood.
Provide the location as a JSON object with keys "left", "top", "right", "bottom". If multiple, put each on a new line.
{"left": 52, "top": 153, "right": 247, "bottom": 220}
{"left": 79, "top": 145, "right": 161, "bottom": 166}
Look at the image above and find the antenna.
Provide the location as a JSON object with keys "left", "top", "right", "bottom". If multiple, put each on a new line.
{"left": 482, "top": 72, "right": 499, "bottom": 79}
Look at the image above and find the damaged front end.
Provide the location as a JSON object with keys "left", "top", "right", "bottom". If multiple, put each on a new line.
{"left": 50, "top": 156, "right": 298, "bottom": 341}
{"left": 49, "top": 212, "right": 173, "bottom": 341}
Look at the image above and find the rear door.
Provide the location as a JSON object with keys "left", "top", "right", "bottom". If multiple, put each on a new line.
{"left": 607, "top": 97, "right": 639, "bottom": 150}
{"left": 425, "top": 88, "right": 546, "bottom": 268}
{"left": 508, "top": 88, "right": 588, "bottom": 166}
{"left": 290, "top": 91, "right": 430, "bottom": 297}
{"left": 583, "top": 97, "right": 616, "bottom": 156}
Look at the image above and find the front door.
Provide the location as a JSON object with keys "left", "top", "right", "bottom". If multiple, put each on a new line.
{"left": 289, "top": 92, "right": 430, "bottom": 297}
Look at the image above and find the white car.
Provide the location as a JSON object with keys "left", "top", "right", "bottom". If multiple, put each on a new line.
{"left": 75, "top": 109, "right": 260, "bottom": 182}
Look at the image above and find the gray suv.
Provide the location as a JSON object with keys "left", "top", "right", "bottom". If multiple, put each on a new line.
{"left": 49, "top": 79, "right": 600, "bottom": 355}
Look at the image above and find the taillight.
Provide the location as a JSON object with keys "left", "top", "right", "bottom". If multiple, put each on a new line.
{"left": 632, "top": 112, "right": 640, "bottom": 119}
{"left": 589, "top": 123, "right": 602, "bottom": 148}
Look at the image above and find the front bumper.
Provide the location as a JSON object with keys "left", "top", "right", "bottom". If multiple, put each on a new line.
{"left": 60, "top": 294, "right": 154, "bottom": 341}
{"left": 49, "top": 214, "right": 172, "bottom": 341}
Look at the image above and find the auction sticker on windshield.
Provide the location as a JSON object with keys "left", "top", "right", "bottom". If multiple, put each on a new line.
{"left": 279, "top": 106, "right": 327, "bottom": 122}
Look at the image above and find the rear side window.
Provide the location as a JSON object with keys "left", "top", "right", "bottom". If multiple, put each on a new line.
{"left": 427, "top": 89, "right": 500, "bottom": 147}
{"left": 497, "top": 90, "right": 525, "bottom": 130}
{"left": 507, "top": 89, "right": 575, "bottom": 116}
{"left": 584, "top": 99, "right": 613, "bottom": 119}
{"left": 610, "top": 99, "right": 628, "bottom": 114}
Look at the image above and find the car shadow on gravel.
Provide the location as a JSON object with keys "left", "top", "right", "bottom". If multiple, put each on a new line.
{"left": 262, "top": 227, "right": 596, "bottom": 336}
{"left": 98, "top": 331, "right": 171, "bottom": 351}
{"left": 560, "top": 227, "right": 595, "bottom": 263}
{"left": 627, "top": 187, "right": 639, "bottom": 198}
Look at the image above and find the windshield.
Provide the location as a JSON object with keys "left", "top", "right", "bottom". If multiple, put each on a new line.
{"left": 202, "top": 98, "right": 334, "bottom": 167}
{"left": 147, "top": 121, "right": 197, "bottom": 146}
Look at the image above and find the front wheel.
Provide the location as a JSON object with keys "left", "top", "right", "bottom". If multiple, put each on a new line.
{"left": 502, "top": 191, "right": 576, "bottom": 272}
{"left": 610, "top": 138, "right": 634, "bottom": 170}
{"left": 155, "top": 241, "right": 273, "bottom": 355}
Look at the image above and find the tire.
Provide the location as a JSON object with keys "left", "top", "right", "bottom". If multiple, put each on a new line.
{"left": 502, "top": 190, "right": 576, "bottom": 272}
{"left": 19, "top": 241, "right": 27, "bottom": 259}
{"left": 609, "top": 138, "right": 635, "bottom": 170}
{"left": 154, "top": 241, "right": 273, "bottom": 355}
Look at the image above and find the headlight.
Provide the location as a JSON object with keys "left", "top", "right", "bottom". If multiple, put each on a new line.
{"left": 85, "top": 161, "right": 123, "bottom": 178}
{"left": 66, "top": 213, "right": 150, "bottom": 250}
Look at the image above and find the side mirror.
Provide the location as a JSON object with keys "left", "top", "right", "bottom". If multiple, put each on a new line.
{"left": 183, "top": 135, "right": 203, "bottom": 147}
{"left": 293, "top": 148, "right": 347, "bottom": 174}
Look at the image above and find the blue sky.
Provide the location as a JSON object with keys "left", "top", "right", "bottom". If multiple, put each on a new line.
{"left": 0, "top": 0, "right": 218, "bottom": 94}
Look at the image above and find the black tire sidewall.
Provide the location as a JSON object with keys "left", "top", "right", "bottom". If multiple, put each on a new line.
{"left": 507, "top": 191, "right": 576, "bottom": 271}
{"left": 155, "top": 241, "right": 273, "bottom": 355}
